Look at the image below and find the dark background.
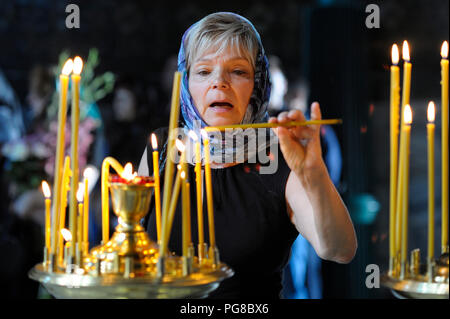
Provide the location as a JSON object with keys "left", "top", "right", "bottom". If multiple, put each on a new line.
{"left": 0, "top": 0, "right": 448, "bottom": 299}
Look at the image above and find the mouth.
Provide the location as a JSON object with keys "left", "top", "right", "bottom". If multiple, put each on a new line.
{"left": 209, "top": 101, "right": 234, "bottom": 109}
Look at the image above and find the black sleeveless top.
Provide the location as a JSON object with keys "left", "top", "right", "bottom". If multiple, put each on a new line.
{"left": 144, "top": 127, "right": 299, "bottom": 298}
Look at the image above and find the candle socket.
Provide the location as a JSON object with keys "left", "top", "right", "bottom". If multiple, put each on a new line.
{"left": 49, "top": 252, "right": 57, "bottom": 273}
{"left": 182, "top": 256, "right": 193, "bottom": 276}
{"left": 209, "top": 246, "right": 220, "bottom": 266}
{"left": 43, "top": 247, "right": 49, "bottom": 266}
{"left": 124, "top": 256, "right": 134, "bottom": 278}
{"left": 156, "top": 257, "right": 165, "bottom": 279}
{"left": 400, "top": 261, "right": 409, "bottom": 280}
{"left": 188, "top": 243, "right": 195, "bottom": 258}
{"left": 65, "top": 255, "right": 75, "bottom": 274}
{"left": 427, "top": 258, "right": 435, "bottom": 282}
{"left": 410, "top": 249, "right": 420, "bottom": 277}
{"left": 198, "top": 243, "right": 208, "bottom": 263}
{"left": 94, "top": 258, "right": 102, "bottom": 276}
{"left": 75, "top": 242, "right": 82, "bottom": 267}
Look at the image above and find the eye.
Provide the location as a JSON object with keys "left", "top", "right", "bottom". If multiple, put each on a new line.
{"left": 232, "top": 69, "right": 247, "bottom": 76}
{"left": 196, "top": 69, "right": 210, "bottom": 76}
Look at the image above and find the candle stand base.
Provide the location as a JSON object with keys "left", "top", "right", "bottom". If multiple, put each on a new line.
{"left": 381, "top": 252, "right": 449, "bottom": 299}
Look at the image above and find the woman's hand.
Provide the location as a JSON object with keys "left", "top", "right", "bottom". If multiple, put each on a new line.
{"left": 269, "top": 102, "right": 325, "bottom": 181}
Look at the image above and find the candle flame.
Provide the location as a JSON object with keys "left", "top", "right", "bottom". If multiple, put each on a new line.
{"left": 121, "top": 163, "right": 137, "bottom": 181}
{"left": 175, "top": 139, "right": 185, "bottom": 153}
{"left": 181, "top": 171, "right": 186, "bottom": 179}
{"left": 391, "top": 44, "right": 399, "bottom": 65}
{"left": 62, "top": 59, "right": 74, "bottom": 76}
{"left": 441, "top": 41, "right": 449, "bottom": 59}
{"left": 404, "top": 104, "right": 412, "bottom": 125}
{"left": 402, "top": 40, "right": 410, "bottom": 61}
{"left": 151, "top": 133, "right": 158, "bottom": 150}
{"left": 427, "top": 101, "right": 435, "bottom": 123}
{"left": 73, "top": 56, "right": 83, "bottom": 75}
{"left": 83, "top": 166, "right": 94, "bottom": 180}
{"left": 61, "top": 228, "right": 72, "bottom": 242}
{"left": 41, "top": 180, "right": 51, "bottom": 198}
{"left": 188, "top": 130, "right": 198, "bottom": 141}
{"left": 76, "top": 183, "right": 84, "bottom": 202}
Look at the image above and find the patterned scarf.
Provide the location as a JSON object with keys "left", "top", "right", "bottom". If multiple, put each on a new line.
{"left": 175, "top": 12, "right": 277, "bottom": 165}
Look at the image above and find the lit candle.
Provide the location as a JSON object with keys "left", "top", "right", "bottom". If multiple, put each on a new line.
{"left": 441, "top": 41, "right": 449, "bottom": 253}
{"left": 160, "top": 71, "right": 182, "bottom": 258}
{"left": 69, "top": 56, "right": 83, "bottom": 257}
{"left": 427, "top": 102, "right": 436, "bottom": 263}
{"left": 101, "top": 157, "right": 124, "bottom": 244}
{"left": 82, "top": 168, "right": 90, "bottom": 253}
{"left": 389, "top": 44, "right": 401, "bottom": 271}
{"left": 189, "top": 131, "right": 205, "bottom": 252}
{"left": 51, "top": 59, "right": 73, "bottom": 259}
{"left": 395, "top": 41, "right": 412, "bottom": 259}
{"left": 151, "top": 133, "right": 162, "bottom": 242}
{"left": 41, "top": 181, "right": 51, "bottom": 253}
{"left": 58, "top": 156, "right": 71, "bottom": 265}
{"left": 400, "top": 105, "right": 412, "bottom": 276}
{"left": 61, "top": 228, "right": 72, "bottom": 267}
{"left": 176, "top": 139, "right": 190, "bottom": 256}
{"left": 76, "top": 182, "right": 84, "bottom": 259}
{"left": 201, "top": 129, "right": 216, "bottom": 251}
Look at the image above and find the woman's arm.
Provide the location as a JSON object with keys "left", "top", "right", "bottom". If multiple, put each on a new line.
{"left": 269, "top": 103, "right": 357, "bottom": 264}
{"left": 285, "top": 165, "right": 356, "bottom": 264}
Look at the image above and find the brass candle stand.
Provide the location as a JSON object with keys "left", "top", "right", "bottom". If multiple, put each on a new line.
{"left": 381, "top": 248, "right": 449, "bottom": 299}
{"left": 29, "top": 173, "right": 233, "bottom": 299}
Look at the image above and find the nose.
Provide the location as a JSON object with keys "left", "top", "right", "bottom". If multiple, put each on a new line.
{"left": 211, "top": 70, "right": 229, "bottom": 89}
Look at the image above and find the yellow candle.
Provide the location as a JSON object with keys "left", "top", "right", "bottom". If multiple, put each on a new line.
{"left": 151, "top": 134, "right": 162, "bottom": 242}
{"left": 201, "top": 130, "right": 216, "bottom": 249}
{"left": 182, "top": 178, "right": 189, "bottom": 257}
{"left": 162, "top": 167, "right": 184, "bottom": 253}
{"left": 427, "top": 102, "right": 436, "bottom": 262}
{"left": 401, "top": 105, "right": 412, "bottom": 266}
{"left": 51, "top": 59, "right": 73, "bottom": 257}
{"left": 389, "top": 44, "right": 401, "bottom": 264}
{"left": 82, "top": 172, "right": 89, "bottom": 250}
{"left": 204, "top": 119, "right": 342, "bottom": 132}
{"left": 395, "top": 41, "right": 412, "bottom": 259}
{"left": 441, "top": 41, "right": 449, "bottom": 253}
{"left": 186, "top": 182, "right": 192, "bottom": 244}
{"left": 58, "top": 156, "right": 71, "bottom": 265}
{"left": 69, "top": 56, "right": 83, "bottom": 257}
{"left": 189, "top": 131, "right": 205, "bottom": 247}
{"left": 76, "top": 183, "right": 84, "bottom": 254}
{"left": 101, "top": 157, "right": 124, "bottom": 243}
{"left": 160, "top": 71, "right": 182, "bottom": 257}
{"left": 41, "top": 181, "right": 51, "bottom": 251}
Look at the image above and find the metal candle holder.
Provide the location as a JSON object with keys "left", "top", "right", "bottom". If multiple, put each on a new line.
{"left": 29, "top": 174, "right": 233, "bottom": 298}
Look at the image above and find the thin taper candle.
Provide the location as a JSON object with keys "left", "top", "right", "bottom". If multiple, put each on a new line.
{"left": 441, "top": 41, "right": 449, "bottom": 253}
{"left": 51, "top": 59, "right": 73, "bottom": 258}
{"left": 160, "top": 71, "right": 182, "bottom": 258}
{"left": 427, "top": 102, "right": 436, "bottom": 262}
{"left": 389, "top": 44, "right": 401, "bottom": 269}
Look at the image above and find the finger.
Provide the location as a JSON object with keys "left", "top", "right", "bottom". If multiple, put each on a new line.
{"left": 268, "top": 117, "right": 278, "bottom": 123}
{"left": 309, "top": 102, "right": 322, "bottom": 132}
{"left": 277, "top": 112, "right": 290, "bottom": 123}
{"left": 287, "top": 109, "right": 307, "bottom": 122}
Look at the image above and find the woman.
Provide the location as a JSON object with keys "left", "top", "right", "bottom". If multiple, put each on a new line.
{"left": 138, "top": 12, "right": 357, "bottom": 298}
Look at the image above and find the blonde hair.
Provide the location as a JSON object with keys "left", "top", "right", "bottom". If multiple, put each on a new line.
{"left": 184, "top": 12, "right": 259, "bottom": 72}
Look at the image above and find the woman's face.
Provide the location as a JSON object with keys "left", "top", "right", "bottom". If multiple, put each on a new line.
{"left": 188, "top": 46, "right": 255, "bottom": 126}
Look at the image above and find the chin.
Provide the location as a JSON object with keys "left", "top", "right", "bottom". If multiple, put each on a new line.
{"left": 205, "top": 118, "right": 240, "bottom": 126}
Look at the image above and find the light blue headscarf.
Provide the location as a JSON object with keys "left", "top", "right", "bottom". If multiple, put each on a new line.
{"left": 177, "top": 12, "right": 277, "bottom": 165}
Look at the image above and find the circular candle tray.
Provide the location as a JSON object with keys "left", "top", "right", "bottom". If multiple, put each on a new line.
{"left": 29, "top": 261, "right": 233, "bottom": 299}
